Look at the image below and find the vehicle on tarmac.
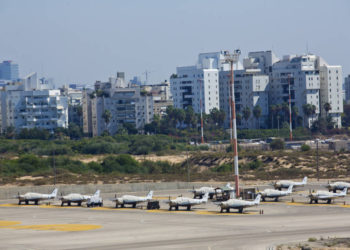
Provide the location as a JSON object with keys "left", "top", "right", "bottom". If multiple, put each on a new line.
{"left": 274, "top": 177, "right": 307, "bottom": 190}
{"left": 190, "top": 183, "right": 232, "bottom": 199}
{"left": 111, "top": 191, "right": 153, "bottom": 208}
{"left": 60, "top": 190, "right": 100, "bottom": 206}
{"left": 166, "top": 192, "right": 209, "bottom": 211}
{"left": 308, "top": 188, "right": 347, "bottom": 204}
{"left": 326, "top": 181, "right": 350, "bottom": 193}
{"left": 259, "top": 185, "right": 293, "bottom": 201}
{"left": 16, "top": 188, "right": 58, "bottom": 205}
{"left": 217, "top": 194, "right": 261, "bottom": 213}
{"left": 87, "top": 190, "right": 103, "bottom": 207}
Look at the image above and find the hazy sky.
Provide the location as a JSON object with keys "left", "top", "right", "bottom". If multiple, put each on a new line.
{"left": 0, "top": 0, "right": 349, "bottom": 86}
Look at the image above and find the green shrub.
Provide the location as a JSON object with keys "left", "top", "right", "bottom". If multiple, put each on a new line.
{"left": 270, "top": 139, "right": 285, "bottom": 150}
{"left": 301, "top": 144, "right": 311, "bottom": 151}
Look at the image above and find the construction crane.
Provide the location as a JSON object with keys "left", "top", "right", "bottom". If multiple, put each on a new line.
{"left": 224, "top": 49, "right": 241, "bottom": 198}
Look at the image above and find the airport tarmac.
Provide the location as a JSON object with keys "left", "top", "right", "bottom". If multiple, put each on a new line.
{"left": 1, "top": 187, "right": 350, "bottom": 249}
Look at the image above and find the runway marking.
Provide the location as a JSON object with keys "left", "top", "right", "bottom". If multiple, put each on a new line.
{"left": 147, "top": 209, "right": 196, "bottom": 214}
{"left": 91, "top": 207, "right": 142, "bottom": 211}
{"left": 286, "top": 202, "right": 345, "bottom": 207}
{"left": 195, "top": 211, "right": 258, "bottom": 216}
{"left": 9, "top": 224, "right": 102, "bottom": 231}
{"left": 0, "top": 221, "right": 21, "bottom": 227}
{"left": 0, "top": 204, "right": 82, "bottom": 208}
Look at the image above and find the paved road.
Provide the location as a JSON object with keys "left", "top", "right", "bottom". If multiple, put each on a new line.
{"left": 1, "top": 189, "right": 350, "bottom": 249}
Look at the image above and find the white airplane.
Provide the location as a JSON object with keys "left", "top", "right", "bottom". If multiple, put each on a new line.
{"left": 327, "top": 181, "right": 350, "bottom": 193}
{"left": 218, "top": 194, "right": 261, "bottom": 213}
{"left": 111, "top": 191, "right": 153, "bottom": 208}
{"left": 16, "top": 188, "right": 58, "bottom": 205}
{"left": 309, "top": 188, "right": 347, "bottom": 204}
{"left": 259, "top": 185, "right": 293, "bottom": 202}
{"left": 274, "top": 177, "right": 307, "bottom": 190}
{"left": 60, "top": 190, "right": 100, "bottom": 206}
{"left": 190, "top": 183, "right": 232, "bottom": 199}
{"left": 166, "top": 192, "right": 209, "bottom": 211}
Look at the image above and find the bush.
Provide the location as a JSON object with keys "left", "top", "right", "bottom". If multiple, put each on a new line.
{"left": 301, "top": 144, "right": 311, "bottom": 152}
{"left": 101, "top": 154, "right": 142, "bottom": 173}
{"left": 247, "top": 159, "right": 263, "bottom": 170}
{"left": 270, "top": 139, "right": 285, "bottom": 150}
{"left": 212, "top": 163, "right": 231, "bottom": 173}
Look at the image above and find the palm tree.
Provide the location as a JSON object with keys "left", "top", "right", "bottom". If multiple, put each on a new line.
{"left": 253, "top": 105, "right": 262, "bottom": 129}
{"left": 102, "top": 109, "right": 111, "bottom": 132}
{"left": 302, "top": 104, "right": 313, "bottom": 128}
{"left": 269, "top": 105, "right": 276, "bottom": 129}
{"left": 324, "top": 102, "right": 331, "bottom": 117}
{"left": 242, "top": 106, "right": 251, "bottom": 128}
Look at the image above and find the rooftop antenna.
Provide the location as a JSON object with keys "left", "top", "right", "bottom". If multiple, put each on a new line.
{"left": 143, "top": 70, "right": 154, "bottom": 85}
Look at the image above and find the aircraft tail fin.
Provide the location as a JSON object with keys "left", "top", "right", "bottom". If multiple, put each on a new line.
{"left": 302, "top": 176, "right": 308, "bottom": 184}
{"left": 340, "top": 188, "right": 348, "bottom": 196}
{"left": 94, "top": 190, "right": 100, "bottom": 197}
{"left": 50, "top": 188, "right": 58, "bottom": 198}
{"left": 287, "top": 185, "right": 294, "bottom": 194}
{"left": 254, "top": 194, "right": 261, "bottom": 204}
{"left": 147, "top": 190, "right": 153, "bottom": 199}
{"left": 201, "top": 192, "right": 209, "bottom": 202}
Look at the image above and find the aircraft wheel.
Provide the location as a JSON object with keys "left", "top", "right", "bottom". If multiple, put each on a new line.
{"left": 262, "top": 197, "right": 265, "bottom": 202}
{"left": 115, "top": 204, "right": 118, "bottom": 208}
{"left": 220, "top": 208, "right": 223, "bottom": 213}
{"left": 187, "top": 205, "right": 191, "bottom": 211}
{"left": 333, "top": 190, "right": 336, "bottom": 193}
{"left": 68, "top": 202, "right": 71, "bottom": 206}
{"left": 309, "top": 199, "right": 313, "bottom": 204}
{"left": 209, "top": 194, "right": 214, "bottom": 199}
{"left": 239, "top": 208, "right": 243, "bottom": 213}
{"left": 315, "top": 200, "right": 318, "bottom": 204}
{"left": 121, "top": 204, "right": 125, "bottom": 208}
{"left": 274, "top": 198, "right": 279, "bottom": 202}
{"left": 327, "top": 199, "right": 331, "bottom": 204}
{"left": 100, "top": 202, "right": 103, "bottom": 207}
{"left": 25, "top": 200, "right": 29, "bottom": 205}
{"left": 226, "top": 208, "right": 230, "bottom": 213}
{"left": 132, "top": 203, "right": 136, "bottom": 208}
{"left": 35, "top": 200, "right": 38, "bottom": 205}
{"left": 18, "top": 201, "right": 21, "bottom": 205}
{"left": 169, "top": 206, "right": 172, "bottom": 211}
{"left": 175, "top": 206, "right": 179, "bottom": 211}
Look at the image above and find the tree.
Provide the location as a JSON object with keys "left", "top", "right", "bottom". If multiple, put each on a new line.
{"left": 102, "top": 109, "right": 111, "bottom": 132}
{"left": 292, "top": 106, "right": 299, "bottom": 128}
{"left": 242, "top": 106, "right": 251, "bottom": 127}
{"left": 253, "top": 105, "right": 262, "bottom": 129}
{"left": 303, "top": 104, "right": 314, "bottom": 127}
{"left": 324, "top": 102, "right": 331, "bottom": 116}
{"left": 270, "top": 139, "right": 285, "bottom": 150}
{"left": 209, "top": 108, "right": 225, "bottom": 127}
{"left": 269, "top": 105, "right": 276, "bottom": 129}
{"left": 184, "top": 106, "right": 197, "bottom": 128}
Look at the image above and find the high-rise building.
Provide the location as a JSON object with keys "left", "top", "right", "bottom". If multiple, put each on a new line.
{"left": 0, "top": 73, "right": 68, "bottom": 132}
{"left": 82, "top": 74, "right": 154, "bottom": 136}
{"left": 344, "top": 75, "right": 350, "bottom": 102}
{"left": 0, "top": 61, "right": 19, "bottom": 81}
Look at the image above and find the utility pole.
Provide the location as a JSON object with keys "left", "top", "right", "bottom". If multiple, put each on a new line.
{"left": 288, "top": 74, "right": 293, "bottom": 141}
{"left": 316, "top": 139, "right": 319, "bottom": 181}
{"left": 198, "top": 79, "right": 204, "bottom": 144}
{"left": 224, "top": 50, "right": 241, "bottom": 197}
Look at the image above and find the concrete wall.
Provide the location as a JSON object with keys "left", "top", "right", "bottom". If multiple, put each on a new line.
{"left": 0, "top": 182, "right": 218, "bottom": 200}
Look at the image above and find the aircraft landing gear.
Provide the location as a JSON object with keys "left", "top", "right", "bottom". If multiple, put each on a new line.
{"left": 25, "top": 200, "right": 29, "bottom": 205}
{"left": 238, "top": 208, "right": 243, "bottom": 213}
{"left": 169, "top": 206, "right": 172, "bottom": 211}
{"left": 35, "top": 200, "right": 38, "bottom": 205}
{"left": 121, "top": 204, "right": 125, "bottom": 208}
{"left": 186, "top": 205, "right": 191, "bottom": 211}
{"left": 309, "top": 199, "right": 313, "bottom": 204}
{"left": 274, "top": 197, "right": 279, "bottom": 202}
{"left": 68, "top": 202, "right": 71, "bottom": 206}
{"left": 220, "top": 208, "right": 223, "bottom": 213}
{"left": 327, "top": 199, "right": 331, "bottom": 204}
{"left": 226, "top": 208, "right": 230, "bottom": 213}
{"left": 132, "top": 203, "right": 136, "bottom": 208}
{"left": 175, "top": 205, "right": 179, "bottom": 211}
{"left": 209, "top": 194, "right": 214, "bottom": 199}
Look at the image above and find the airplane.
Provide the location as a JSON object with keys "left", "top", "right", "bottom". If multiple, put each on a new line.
{"left": 308, "top": 188, "right": 347, "bottom": 204}
{"left": 217, "top": 194, "right": 261, "bottom": 213}
{"left": 190, "top": 183, "right": 233, "bottom": 199}
{"left": 16, "top": 188, "right": 58, "bottom": 205}
{"left": 60, "top": 190, "right": 100, "bottom": 206}
{"left": 326, "top": 181, "right": 350, "bottom": 193}
{"left": 259, "top": 185, "right": 293, "bottom": 202}
{"left": 111, "top": 191, "right": 153, "bottom": 208}
{"left": 274, "top": 176, "right": 307, "bottom": 190}
{"left": 166, "top": 192, "right": 209, "bottom": 211}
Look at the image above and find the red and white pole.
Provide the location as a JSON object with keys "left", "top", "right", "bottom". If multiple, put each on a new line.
{"left": 230, "top": 61, "right": 239, "bottom": 197}
{"left": 288, "top": 75, "right": 293, "bottom": 141}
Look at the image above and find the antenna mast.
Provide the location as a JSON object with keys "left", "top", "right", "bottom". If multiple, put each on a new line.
{"left": 224, "top": 49, "right": 241, "bottom": 197}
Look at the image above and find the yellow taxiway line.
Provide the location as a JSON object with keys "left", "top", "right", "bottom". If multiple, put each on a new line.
{"left": 286, "top": 202, "right": 349, "bottom": 207}
{"left": 0, "top": 220, "right": 101, "bottom": 231}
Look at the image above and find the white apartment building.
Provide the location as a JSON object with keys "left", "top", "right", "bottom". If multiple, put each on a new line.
{"left": 319, "top": 65, "right": 343, "bottom": 126}
{"left": 219, "top": 69, "right": 269, "bottom": 129}
{"left": 171, "top": 52, "right": 237, "bottom": 114}
{"left": 0, "top": 73, "right": 68, "bottom": 132}
{"left": 83, "top": 74, "right": 154, "bottom": 136}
